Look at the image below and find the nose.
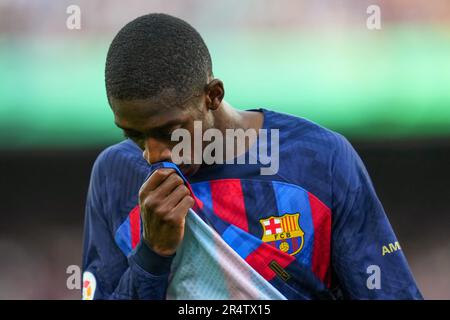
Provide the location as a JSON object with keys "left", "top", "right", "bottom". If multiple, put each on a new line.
{"left": 142, "top": 137, "right": 172, "bottom": 164}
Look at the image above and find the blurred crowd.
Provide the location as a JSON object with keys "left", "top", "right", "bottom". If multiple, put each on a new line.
{"left": 1, "top": 0, "right": 450, "bottom": 37}
{"left": 0, "top": 0, "right": 449, "bottom": 300}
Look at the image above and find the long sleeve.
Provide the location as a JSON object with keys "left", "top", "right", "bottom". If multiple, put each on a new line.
{"left": 330, "top": 134, "right": 423, "bottom": 299}
{"left": 81, "top": 145, "right": 174, "bottom": 300}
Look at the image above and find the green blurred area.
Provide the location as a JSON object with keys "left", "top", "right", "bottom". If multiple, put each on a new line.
{"left": 1, "top": 26, "right": 450, "bottom": 148}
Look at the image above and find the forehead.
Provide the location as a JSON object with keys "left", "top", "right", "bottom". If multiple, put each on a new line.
{"left": 110, "top": 96, "right": 193, "bottom": 130}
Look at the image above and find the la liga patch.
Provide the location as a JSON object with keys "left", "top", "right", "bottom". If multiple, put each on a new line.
{"left": 82, "top": 271, "right": 96, "bottom": 300}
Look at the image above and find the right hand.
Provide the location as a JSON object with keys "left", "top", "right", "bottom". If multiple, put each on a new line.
{"left": 138, "top": 168, "right": 194, "bottom": 256}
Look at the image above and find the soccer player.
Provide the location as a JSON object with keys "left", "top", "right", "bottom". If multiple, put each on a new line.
{"left": 82, "top": 13, "right": 422, "bottom": 299}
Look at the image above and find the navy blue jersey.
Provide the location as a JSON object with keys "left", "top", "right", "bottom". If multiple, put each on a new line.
{"left": 82, "top": 108, "right": 423, "bottom": 299}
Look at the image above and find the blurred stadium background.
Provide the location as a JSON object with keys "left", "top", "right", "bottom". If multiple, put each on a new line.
{"left": 0, "top": 0, "right": 449, "bottom": 299}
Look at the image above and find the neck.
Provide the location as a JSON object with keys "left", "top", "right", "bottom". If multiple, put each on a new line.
{"left": 210, "top": 100, "right": 264, "bottom": 161}
{"left": 213, "top": 100, "right": 264, "bottom": 135}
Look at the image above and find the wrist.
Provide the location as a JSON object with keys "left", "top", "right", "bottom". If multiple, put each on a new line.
{"left": 130, "top": 239, "right": 175, "bottom": 275}
{"left": 142, "top": 236, "right": 177, "bottom": 257}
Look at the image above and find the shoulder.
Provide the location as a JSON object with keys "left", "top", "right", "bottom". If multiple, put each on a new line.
{"left": 91, "top": 139, "right": 148, "bottom": 182}
{"left": 96, "top": 139, "right": 143, "bottom": 164}
{"left": 89, "top": 140, "right": 150, "bottom": 217}
{"left": 95, "top": 139, "right": 145, "bottom": 168}
{"left": 262, "top": 108, "right": 353, "bottom": 158}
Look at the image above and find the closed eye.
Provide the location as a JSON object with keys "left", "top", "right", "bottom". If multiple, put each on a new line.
{"left": 119, "top": 123, "right": 184, "bottom": 142}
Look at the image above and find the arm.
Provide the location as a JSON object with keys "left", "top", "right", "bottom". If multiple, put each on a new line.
{"left": 331, "top": 135, "right": 423, "bottom": 299}
{"left": 81, "top": 152, "right": 176, "bottom": 300}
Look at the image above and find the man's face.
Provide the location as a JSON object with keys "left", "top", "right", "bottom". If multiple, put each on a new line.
{"left": 110, "top": 91, "right": 211, "bottom": 177}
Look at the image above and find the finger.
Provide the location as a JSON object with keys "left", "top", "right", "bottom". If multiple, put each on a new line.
{"left": 140, "top": 168, "right": 175, "bottom": 194}
{"left": 154, "top": 172, "right": 185, "bottom": 197}
{"left": 169, "top": 195, "right": 194, "bottom": 222}
{"left": 163, "top": 184, "right": 190, "bottom": 209}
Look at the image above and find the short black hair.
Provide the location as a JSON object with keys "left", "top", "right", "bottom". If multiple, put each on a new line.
{"left": 105, "top": 13, "right": 212, "bottom": 102}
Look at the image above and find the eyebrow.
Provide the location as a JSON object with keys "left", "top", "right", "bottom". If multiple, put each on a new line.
{"left": 114, "top": 119, "right": 183, "bottom": 134}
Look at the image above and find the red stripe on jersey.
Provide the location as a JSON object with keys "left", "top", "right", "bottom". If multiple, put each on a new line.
{"left": 245, "top": 243, "right": 295, "bottom": 281}
{"left": 308, "top": 192, "right": 331, "bottom": 286}
{"left": 210, "top": 179, "right": 249, "bottom": 232}
{"left": 129, "top": 205, "right": 141, "bottom": 249}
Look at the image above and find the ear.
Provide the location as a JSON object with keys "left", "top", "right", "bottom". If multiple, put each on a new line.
{"left": 204, "top": 79, "right": 224, "bottom": 111}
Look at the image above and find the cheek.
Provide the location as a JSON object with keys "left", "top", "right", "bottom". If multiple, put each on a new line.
{"left": 175, "top": 118, "right": 209, "bottom": 160}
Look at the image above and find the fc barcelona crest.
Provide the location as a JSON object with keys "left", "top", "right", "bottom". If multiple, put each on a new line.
{"left": 259, "top": 213, "right": 304, "bottom": 256}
